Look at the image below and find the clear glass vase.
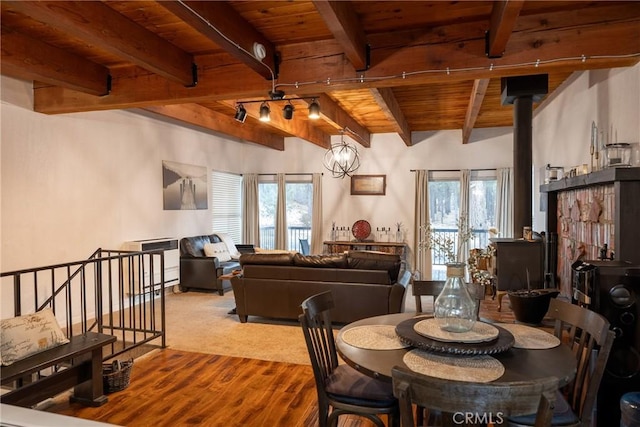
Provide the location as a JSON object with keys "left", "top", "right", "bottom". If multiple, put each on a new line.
{"left": 434, "top": 263, "right": 477, "bottom": 332}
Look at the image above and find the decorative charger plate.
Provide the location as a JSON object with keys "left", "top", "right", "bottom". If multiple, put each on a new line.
{"left": 395, "top": 316, "right": 514, "bottom": 355}
{"left": 413, "top": 318, "right": 499, "bottom": 343}
{"left": 341, "top": 325, "right": 410, "bottom": 350}
{"left": 495, "top": 323, "right": 561, "bottom": 349}
{"left": 352, "top": 220, "right": 372, "bottom": 240}
{"left": 403, "top": 349, "right": 505, "bottom": 383}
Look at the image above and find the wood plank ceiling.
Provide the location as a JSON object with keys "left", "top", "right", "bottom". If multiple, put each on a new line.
{"left": 2, "top": 1, "right": 639, "bottom": 150}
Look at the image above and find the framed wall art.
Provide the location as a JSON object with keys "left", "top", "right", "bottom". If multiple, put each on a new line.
{"left": 162, "top": 161, "right": 208, "bottom": 210}
{"left": 350, "top": 174, "right": 386, "bottom": 196}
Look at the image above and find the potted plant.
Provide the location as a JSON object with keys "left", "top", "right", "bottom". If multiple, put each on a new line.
{"left": 507, "top": 268, "right": 559, "bottom": 325}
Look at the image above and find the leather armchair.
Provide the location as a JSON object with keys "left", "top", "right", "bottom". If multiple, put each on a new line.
{"left": 179, "top": 234, "right": 253, "bottom": 295}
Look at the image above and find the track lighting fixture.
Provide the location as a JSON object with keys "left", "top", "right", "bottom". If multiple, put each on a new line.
{"left": 259, "top": 102, "right": 271, "bottom": 122}
{"left": 308, "top": 99, "right": 320, "bottom": 119}
{"left": 233, "top": 90, "right": 321, "bottom": 123}
{"left": 283, "top": 102, "right": 294, "bottom": 120}
{"left": 234, "top": 104, "right": 247, "bottom": 123}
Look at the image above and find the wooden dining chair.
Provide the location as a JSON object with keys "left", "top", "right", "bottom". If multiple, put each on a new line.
{"left": 392, "top": 365, "right": 558, "bottom": 427}
{"left": 413, "top": 280, "right": 484, "bottom": 318}
{"left": 412, "top": 280, "right": 444, "bottom": 313}
{"left": 508, "top": 298, "right": 615, "bottom": 427}
{"left": 411, "top": 279, "right": 484, "bottom": 425}
{"left": 299, "top": 291, "right": 399, "bottom": 427}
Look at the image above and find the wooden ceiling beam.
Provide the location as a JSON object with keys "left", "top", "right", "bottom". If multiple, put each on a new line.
{"left": 369, "top": 88, "right": 412, "bottom": 146}
{"left": 31, "top": 16, "right": 640, "bottom": 114}
{"left": 144, "top": 104, "right": 285, "bottom": 150}
{"left": 4, "top": 0, "right": 196, "bottom": 87}
{"left": 486, "top": 0, "right": 524, "bottom": 58}
{"left": 301, "top": 94, "right": 371, "bottom": 147}
{"left": 1, "top": 25, "right": 110, "bottom": 96}
{"left": 462, "top": 79, "right": 490, "bottom": 144}
{"left": 312, "top": 0, "right": 368, "bottom": 71}
{"left": 159, "top": 1, "right": 276, "bottom": 81}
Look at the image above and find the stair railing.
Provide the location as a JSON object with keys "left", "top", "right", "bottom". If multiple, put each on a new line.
{"left": 0, "top": 248, "right": 167, "bottom": 360}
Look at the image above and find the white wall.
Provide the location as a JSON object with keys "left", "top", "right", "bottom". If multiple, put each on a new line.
{"left": 532, "top": 64, "right": 640, "bottom": 231}
{"left": 1, "top": 77, "right": 246, "bottom": 272}
{"left": 1, "top": 62, "right": 638, "bottom": 274}
{"left": 244, "top": 128, "right": 513, "bottom": 250}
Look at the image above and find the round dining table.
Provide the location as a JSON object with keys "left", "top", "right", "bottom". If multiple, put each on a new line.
{"left": 336, "top": 312, "right": 577, "bottom": 386}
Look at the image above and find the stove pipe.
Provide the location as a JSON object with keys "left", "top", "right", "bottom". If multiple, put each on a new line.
{"left": 501, "top": 74, "right": 548, "bottom": 238}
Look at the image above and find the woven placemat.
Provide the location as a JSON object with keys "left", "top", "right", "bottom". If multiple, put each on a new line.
{"left": 414, "top": 318, "right": 499, "bottom": 343}
{"left": 496, "top": 323, "right": 561, "bottom": 349}
{"left": 341, "top": 325, "right": 410, "bottom": 350}
{"left": 403, "top": 349, "right": 505, "bottom": 383}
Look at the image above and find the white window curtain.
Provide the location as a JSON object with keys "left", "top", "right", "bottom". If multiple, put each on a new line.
{"left": 496, "top": 167, "right": 514, "bottom": 238}
{"left": 311, "top": 173, "right": 323, "bottom": 255}
{"left": 275, "top": 173, "right": 287, "bottom": 250}
{"left": 459, "top": 169, "right": 471, "bottom": 263}
{"left": 242, "top": 174, "right": 260, "bottom": 247}
{"left": 413, "top": 170, "right": 431, "bottom": 280}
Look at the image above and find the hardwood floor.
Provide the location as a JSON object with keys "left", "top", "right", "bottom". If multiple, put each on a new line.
{"left": 44, "top": 349, "right": 386, "bottom": 427}
{"left": 44, "top": 296, "right": 518, "bottom": 426}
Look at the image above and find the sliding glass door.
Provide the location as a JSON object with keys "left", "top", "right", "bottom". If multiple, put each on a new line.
{"left": 258, "top": 175, "right": 313, "bottom": 251}
{"left": 428, "top": 171, "right": 496, "bottom": 279}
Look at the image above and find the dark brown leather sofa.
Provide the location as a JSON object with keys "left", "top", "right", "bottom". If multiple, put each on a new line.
{"left": 230, "top": 251, "right": 407, "bottom": 323}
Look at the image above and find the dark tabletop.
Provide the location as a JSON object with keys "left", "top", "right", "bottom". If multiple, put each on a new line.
{"left": 336, "top": 312, "right": 577, "bottom": 385}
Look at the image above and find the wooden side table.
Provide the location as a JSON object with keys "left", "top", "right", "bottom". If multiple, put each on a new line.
{"left": 218, "top": 271, "right": 242, "bottom": 281}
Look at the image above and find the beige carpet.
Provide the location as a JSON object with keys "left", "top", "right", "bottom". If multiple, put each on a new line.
{"left": 161, "top": 286, "right": 510, "bottom": 366}
{"left": 164, "top": 290, "right": 312, "bottom": 365}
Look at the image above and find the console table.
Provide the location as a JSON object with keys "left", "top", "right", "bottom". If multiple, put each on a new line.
{"left": 323, "top": 241, "right": 407, "bottom": 259}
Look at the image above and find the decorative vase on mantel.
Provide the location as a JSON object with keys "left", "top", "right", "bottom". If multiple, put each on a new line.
{"left": 434, "top": 263, "right": 477, "bottom": 333}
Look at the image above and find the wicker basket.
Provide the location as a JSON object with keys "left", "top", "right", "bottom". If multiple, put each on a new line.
{"left": 102, "top": 359, "right": 133, "bottom": 393}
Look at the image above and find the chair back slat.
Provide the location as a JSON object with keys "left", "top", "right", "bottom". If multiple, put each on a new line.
{"left": 392, "top": 366, "right": 558, "bottom": 427}
{"left": 546, "top": 298, "right": 615, "bottom": 426}
{"left": 299, "top": 291, "right": 399, "bottom": 427}
{"left": 300, "top": 292, "right": 338, "bottom": 386}
{"left": 413, "top": 279, "right": 484, "bottom": 320}
{"left": 412, "top": 280, "right": 445, "bottom": 313}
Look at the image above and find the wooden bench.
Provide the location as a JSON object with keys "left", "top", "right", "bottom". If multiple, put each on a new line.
{"left": 1, "top": 332, "right": 116, "bottom": 408}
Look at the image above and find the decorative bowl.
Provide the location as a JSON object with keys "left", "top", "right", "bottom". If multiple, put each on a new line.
{"left": 352, "top": 220, "right": 371, "bottom": 240}
{"left": 508, "top": 289, "right": 560, "bottom": 325}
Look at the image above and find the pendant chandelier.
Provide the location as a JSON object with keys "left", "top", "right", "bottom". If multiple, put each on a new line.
{"left": 323, "top": 131, "right": 361, "bottom": 178}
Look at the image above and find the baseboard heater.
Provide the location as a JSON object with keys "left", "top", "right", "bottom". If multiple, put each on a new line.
{"left": 123, "top": 238, "right": 179, "bottom": 294}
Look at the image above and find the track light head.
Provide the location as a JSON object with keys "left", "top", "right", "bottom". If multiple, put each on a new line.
{"left": 308, "top": 99, "right": 320, "bottom": 119}
{"left": 233, "top": 95, "right": 320, "bottom": 123}
{"left": 234, "top": 104, "right": 247, "bottom": 123}
{"left": 283, "top": 103, "right": 294, "bottom": 120}
{"left": 259, "top": 102, "right": 271, "bottom": 122}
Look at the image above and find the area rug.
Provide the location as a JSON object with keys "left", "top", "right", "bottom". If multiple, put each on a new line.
{"left": 161, "top": 285, "right": 513, "bottom": 366}
{"left": 163, "top": 290, "right": 312, "bottom": 365}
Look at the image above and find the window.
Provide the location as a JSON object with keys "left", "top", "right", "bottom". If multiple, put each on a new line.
{"left": 258, "top": 175, "right": 313, "bottom": 251}
{"left": 258, "top": 179, "right": 277, "bottom": 249}
{"left": 469, "top": 175, "right": 496, "bottom": 249}
{"left": 286, "top": 181, "right": 313, "bottom": 251}
{"left": 211, "top": 171, "right": 242, "bottom": 243}
{"left": 428, "top": 170, "right": 496, "bottom": 279}
{"left": 429, "top": 175, "right": 461, "bottom": 279}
